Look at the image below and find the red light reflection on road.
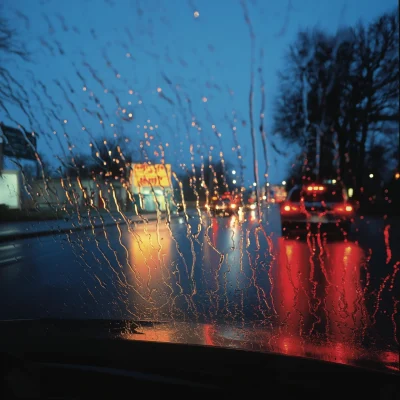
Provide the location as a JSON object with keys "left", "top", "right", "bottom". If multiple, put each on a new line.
{"left": 325, "top": 242, "right": 366, "bottom": 343}
{"left": 273, "top": 239, "right": 310, "bottom": 338}
{"left": 211, "top": 218, "right": 219, "bottom": 247}
{"left": 271, "top": 237, "right": 367, "bottom": 360}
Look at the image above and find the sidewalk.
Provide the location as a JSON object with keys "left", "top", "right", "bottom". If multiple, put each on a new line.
{"left": 0, "top": 211, "right": 178, "bottom": 243}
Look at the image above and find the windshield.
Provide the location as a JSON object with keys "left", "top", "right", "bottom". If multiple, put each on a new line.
{"left": 0, "top": 0, "right": 398, "bottom": 375}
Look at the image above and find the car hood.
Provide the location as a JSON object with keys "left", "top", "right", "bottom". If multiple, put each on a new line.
{"left": 0, "top": 318, "right": 398, "bottom": 374}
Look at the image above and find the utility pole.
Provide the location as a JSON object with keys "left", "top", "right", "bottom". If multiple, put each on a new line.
{"left": 0, "top": 137, "right": 3, "bottom": 174}
{"left": 0, "top": 125, "right": 4, "bottom": 174}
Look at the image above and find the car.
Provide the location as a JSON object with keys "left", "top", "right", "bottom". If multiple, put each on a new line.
{"left": 210, "top": 197, "right": 236, "bottom": 216}
{"left": 175, "top": 202, "right": 184, "bottom": 213}
{"left": 245, "top": 199, "right": 257, "bottom": 211}
{"left": 280, "top": 183, "right": 354, "bottom": 236}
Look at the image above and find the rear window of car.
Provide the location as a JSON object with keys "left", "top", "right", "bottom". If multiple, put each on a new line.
{"left": 289, "top": 188, "right": 344, "bottom": 202}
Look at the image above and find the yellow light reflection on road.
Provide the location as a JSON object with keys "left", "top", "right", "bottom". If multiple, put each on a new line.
{"left": 127, "top": 223, "right": 174, "bottom": 316}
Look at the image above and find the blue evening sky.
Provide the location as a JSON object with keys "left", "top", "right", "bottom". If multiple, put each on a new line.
{"left": 2, "top": 0, "right": 397, "bottom": 185}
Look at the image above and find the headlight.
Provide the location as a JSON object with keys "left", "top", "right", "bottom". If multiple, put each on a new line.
{"left": 230, "top": 204, "right": 237, "bottom": 209}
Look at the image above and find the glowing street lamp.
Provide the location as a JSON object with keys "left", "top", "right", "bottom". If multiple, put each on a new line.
{"left": 369, "top": 173, "right": 374, "bottom": 179}
{"left": 253, "top": 182, "right": 257, "bottom": 187}
{"left": 282, "top": 180, "right": 287, "bottom": 186}
{"left": 232, "top": 170, "right": 236, "bottom": 175}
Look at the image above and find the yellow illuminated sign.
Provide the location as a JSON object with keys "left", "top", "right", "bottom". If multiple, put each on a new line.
{"left": 133, "top": 164, "right": 172, "bottom": 188}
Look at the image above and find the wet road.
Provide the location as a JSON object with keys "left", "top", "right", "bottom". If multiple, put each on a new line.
{"left": 0, "top": 205, "right": 399, "bottom": 354}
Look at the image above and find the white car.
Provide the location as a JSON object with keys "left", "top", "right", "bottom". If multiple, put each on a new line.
{"left": 281, "top": 184, "right": 354, "bottom": 236}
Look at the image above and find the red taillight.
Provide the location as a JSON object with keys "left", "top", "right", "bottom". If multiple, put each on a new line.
{"left": 307, "top": 185, "right": 325, "bottom": 191}
{"left": 334, "top": 204, "right": 353, "bottom": 214}
{"left": 282, "top": 203, "right": 299, "bottom": 213}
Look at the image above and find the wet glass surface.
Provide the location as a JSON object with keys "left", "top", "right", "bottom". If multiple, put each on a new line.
{"left": 0, "top": 0, "right": 398, "bottom": 373}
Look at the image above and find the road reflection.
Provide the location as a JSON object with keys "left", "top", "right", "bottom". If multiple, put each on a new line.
{"left": 117, "top": 214, "right": 398, "bottom": 370}
{"left": 127, "top": 223, "right": 175, "bottom": 318}
{"left": 273, "top": 237, "right": 366, "bottom": 342}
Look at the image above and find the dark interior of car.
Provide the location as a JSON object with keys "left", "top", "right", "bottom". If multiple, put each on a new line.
{"left": 1, "top": 333, "right": 399, "bottom": 399}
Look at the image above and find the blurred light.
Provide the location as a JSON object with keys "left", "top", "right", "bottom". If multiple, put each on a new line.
{"left": 232, "top": 179, "right": 237, "bottom": 184}
{"left": 332, "top": 179, "right": 337, "bottom": 184}
{"left": 128, "top": 113, "right": 133, "bottom": 118}
{"left": 284, "top": 205, "right": 291, "bottom": 212}
{"left": 266, "top": 183, "right": 270, "bottom": 187}
{"left": 345, "top": 205, "right": 353, "bottom": 212}
{"left": 232, "top": 170, "right": 236, "bottom": 175}
{"left": 253, "top": 182, "right": 257, "bottom": 186}
{"left": 395, "top": 172, "right": 400, "bottom": 180}
{"left": 318, "top": 186, "right": 324, "bottom": 191}
{"left": 348, "top": 188, "right": 354, "bottom": 198}
{"left": 262, "top": 195, "right": 267, "bottom": 200}
{"left": 230, "top": 204, "right": 237, "bottom": 209}
{"left": 250, "top": 204, "right": 256, "bottom": 210}
{"left": 194, "top": 11, "right": 200, "bottom": 18}
{"left": 282, "top": 180, "right": 286, "bottom": 185}
{"left": 369, "top": 173, "right": 374, "bottom": 178}
{"left": 157, "top": 87, "right": 162, "bottom": 93}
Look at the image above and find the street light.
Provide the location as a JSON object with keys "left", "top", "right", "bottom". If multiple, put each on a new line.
{"left": 232, "top": 170, "right": 236, "bottom": 175}
{"left": 332, "top": 179, "right": 337, "bottom": 184}
{"left": 253, "top": 182, "right": 257, "bottom": 187}
{"left": 232, "top": 179, "right": 237, "bottom": 184}
{"left": 282, "top": 180, "right": 286, "bottom": 186}
{"left": 395, "top": 172, "right": 400, "bottom": 180}
{"left": 369, "top": 173, "right": 374, "bottom": 179}
{"left": 266, "top": 182, "right": 270, "bottom": 187}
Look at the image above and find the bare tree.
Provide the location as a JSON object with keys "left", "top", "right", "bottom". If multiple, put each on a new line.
{"left": 274, "top": 9, "right": 399, "bottom": 194}
{"left": 0, "top": 17, "right": 30, "bottom": 110}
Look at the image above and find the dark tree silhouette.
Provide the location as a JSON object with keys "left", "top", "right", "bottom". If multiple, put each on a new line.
{"left": 274, "top": 10, "right": 399, "bottom": 194}
{"left": 0, "top": 18, "right": 30, "bottom": 110}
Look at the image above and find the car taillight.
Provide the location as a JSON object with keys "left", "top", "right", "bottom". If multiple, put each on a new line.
{"left": 307, "top": 185, "right": 325, "bottom": 191}
{"left": 282, "top": 203, "right": 299, "bottom": 213}
{"left": 334, "top": 204, "right": 353, "bottom": 214}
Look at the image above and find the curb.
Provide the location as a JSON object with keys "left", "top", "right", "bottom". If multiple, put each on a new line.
{"left": 0, "top": 214, "right": 180, "bottom": 243}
